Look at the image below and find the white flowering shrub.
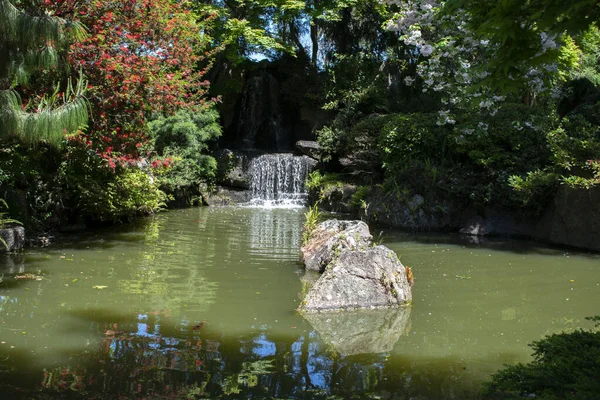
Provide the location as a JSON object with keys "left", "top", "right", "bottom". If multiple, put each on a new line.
{"left": 381, "top": 0, "right": 568, "bottom": 117}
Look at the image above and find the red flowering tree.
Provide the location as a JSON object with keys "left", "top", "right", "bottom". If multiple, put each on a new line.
{"left": 41, "top": 0, "right": 216, "bottom": 166}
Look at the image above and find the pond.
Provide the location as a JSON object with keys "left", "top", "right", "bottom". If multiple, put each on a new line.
{"left": 0, "top": 206, "right": 599, "bottom": 399}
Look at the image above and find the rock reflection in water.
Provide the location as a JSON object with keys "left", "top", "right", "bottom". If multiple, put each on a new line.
{"left": 302, "top": 306, "right": 412, "bottom": 356}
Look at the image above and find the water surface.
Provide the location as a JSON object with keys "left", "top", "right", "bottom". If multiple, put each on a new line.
{"left": 0, "top": 207, "right": 598, "bottom": 399}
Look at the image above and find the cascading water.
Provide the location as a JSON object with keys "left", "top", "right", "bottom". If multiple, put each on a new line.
{"left": 246, "top": 154, "right": 311, "bottom": 207}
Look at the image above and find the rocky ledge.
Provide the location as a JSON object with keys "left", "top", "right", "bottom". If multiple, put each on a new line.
{"left": 299, "top": 219, "right": 412, "bottom": 312}
{"left": 0, "top": 225, "right": 25, "bottom": 253}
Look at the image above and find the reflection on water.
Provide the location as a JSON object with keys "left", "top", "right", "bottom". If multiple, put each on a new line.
{"left": 0, "top": 207, "right": 599, "bottom": 399}
{"left": 302, "top": 307, "right": 412, "bottom": 356}
{"left": 247, "top": 208, "right": 302, "bottom": 261}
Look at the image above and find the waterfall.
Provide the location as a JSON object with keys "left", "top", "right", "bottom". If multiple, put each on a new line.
{"left": 246, "top": 154, "right": 310, "bottom": 207}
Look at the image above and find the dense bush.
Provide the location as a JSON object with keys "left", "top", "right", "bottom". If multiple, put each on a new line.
{"left": 317, "top": 103, "right": 562, "bottom": 213}
{"left": 379, "top": 112, "right": 449, "bottom": 173}
{"left": 58, "top": 142, "right": 165, "bottom": 224}
{"left": 484, "top": 317, "right": 600, "bottom": 400}
{"left": 450, "top": 104, "right": 556, "bottom": 210}
{"left": 549, "top": 103, "right": 600, "bottom": 188}
{"left": 147, "top": 108, "right": 222, "bottom": 205}
{"left": 0, "top": 140, "right": 64, "bottom": 229}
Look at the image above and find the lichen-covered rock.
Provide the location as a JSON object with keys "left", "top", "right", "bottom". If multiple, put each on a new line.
{"left": 215, "top": 149, "right": 251, "bottom": 190}
{"left": 301, "top": 220, "right": 372, "bottom": 272}
{"left": 200, "top": 186, "right": 250, "bottom": 206}
{"left": 301, "top": 306, "right": 411, "bottom": 356}
{"left": 367, "top": 188, "right": 453, "bottom": 231}
{"left": 315, "top": 183, "right": 357, "bottom": 214}
{"left": 295, "top": 140, "right": 321, "bottom": 160}
{"left": 300, "top": 245, "right": 412, "bottom": 312}
{"left": 0, "top": 226, "right": 25, "bottom": 253}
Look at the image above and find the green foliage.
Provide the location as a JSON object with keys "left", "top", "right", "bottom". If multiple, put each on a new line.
{"left": 549, "top": 105, "right": 600, "bottom": 169}
{"left": 445, "top": 0, "right": 600, "bottom": 87}
{"left": 302, "top": 204, "right": 322, "bottom": 245}
{"left": 0, "top": 139, "right": 64, "bottom": 229}
{"left": 379, "top": 112, "right": 448, "bottom": 174}
{"left": 1, "top": 77, "right": 88, "bottom": 148}
{"left": 305, "top": 170, "right": 344, "bottom": 203}
{"left": 305, "top": 170, "right": 326, "bottom": 192}
{"left": 0, "top": 0, "right": 88, "bottom": 147}
{"left": 339, "top": 104, "right": 559, "bottom": 213}
{"left": 349, "top": 185, "right": 369, "bottom": 210}
{"left": 147, "top": 108, "right": 222, "bottom": 204}
{"left": 484, "top": 316, "right": 600, "bottom": 400}
{"left": 575, "top": 25, "right": 600, "bottom": 85}
{"left": 452, "top": 105, "right": 553, "bottom": 170}
{"left": 545, "top": 102, "right": 600, "bottom": 189}
{"left": 0, "top": 199, "right": 20, "bottom": 228}
{"left": 0, "top": 0, "right": 87, "bottom": 85}
{"left": 508, "top": 170, "right": 560, "bottom": 215}
{"left": 58, "top": 143, "right": 165, "bottom": 223}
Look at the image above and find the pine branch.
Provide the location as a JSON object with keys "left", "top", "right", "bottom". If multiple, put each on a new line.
{"left": 0, "top": 0, "right": 87, "bottom": 84}
{"left": 0, "top": 76, "right": 89, "bottom": 148}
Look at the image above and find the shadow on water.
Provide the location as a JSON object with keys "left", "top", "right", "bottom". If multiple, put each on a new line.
{"left": 379, "top": 229, "right": 600, "bottom": 259}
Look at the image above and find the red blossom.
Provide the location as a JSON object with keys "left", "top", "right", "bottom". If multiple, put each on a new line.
{"left": 39, "top": 0, "right": 215, "bottom": 161}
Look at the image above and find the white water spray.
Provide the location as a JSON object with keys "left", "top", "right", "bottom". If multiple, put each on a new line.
{"left": 246, "top": 154, "right": 310, "bottom": 208}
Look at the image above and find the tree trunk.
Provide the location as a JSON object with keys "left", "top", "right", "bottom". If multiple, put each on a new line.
{"left": 289, "top": 22, "right": 309, "bottom": 61}
{"left": 310, "top": 22, "right": 318, "bottom": 67}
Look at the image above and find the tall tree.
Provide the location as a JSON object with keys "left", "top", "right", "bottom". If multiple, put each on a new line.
{"left": 42, "top": 0, "right": 216, "bottom": 165}
{"left": 0, "top": 0, "right": 88, "bottom": 147}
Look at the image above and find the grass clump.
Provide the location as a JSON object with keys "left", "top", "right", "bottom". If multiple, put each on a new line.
{"left": 302, "top": 204, "right": 321, "bottom": 245}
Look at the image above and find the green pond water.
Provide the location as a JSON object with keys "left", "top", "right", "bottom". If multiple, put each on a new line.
{"left": 0, "top": 206, "right": 599, "bottom": 399}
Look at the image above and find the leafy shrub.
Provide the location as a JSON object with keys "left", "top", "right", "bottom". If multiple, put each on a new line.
{"left": 0, "top": 139, "right": 64, "bottom": 229}
{"left": 305, "top": 170, "right": 325, "bottom": 192}
{"left": 484, "top": 316, "right": 600, "bottom": 400}
{"left": 508, "top": 170, "right": 560, "bottom": 215}
{"left": 59, "top": 143, "right": 165, "bottom": 223}
{"left": 305, "top": 171, "right": 344, "bottom": 204}
{"left": 548, "top": 103, "right": 600, "bottom": 188}
{"left": 450, "top": 103, "right": 556, "bottom": 209}
{"left": 379, "top": 112, "right": 449, "bottom": 174}
{"left": 349, "top": 185, "right": 370, "bottom": 210}
{"left": 147, "top": 108, "right": 221, "bottom": 205}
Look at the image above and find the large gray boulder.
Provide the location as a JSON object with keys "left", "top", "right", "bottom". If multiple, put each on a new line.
{"left": 295, "top": 140, "right": 321, "bottom": 160}
{"left": 301, "top": 220, "right": 372, "bottom": 273}
{"left": 302, "top": 307, "right": 411, "bottom": 356}
{"left": 300, "top": 245, "right": 412, "bottom": 312}
{"left": 200, "top": 186, "right": 250, "bottom": 206}
{"left": 0, "top": 226, "right": 25, "bottom": 253}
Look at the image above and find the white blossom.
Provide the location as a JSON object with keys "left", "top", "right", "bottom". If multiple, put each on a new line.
{"left": 540, "top": 32, "right": 558, "bottom": 52}
{"left": 420, "top": 44, "right": 434, "bottom": 57}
